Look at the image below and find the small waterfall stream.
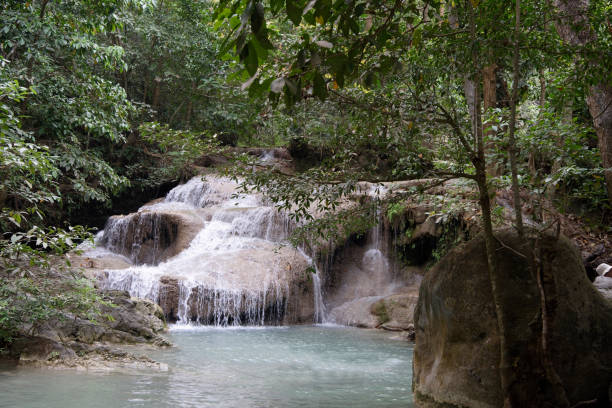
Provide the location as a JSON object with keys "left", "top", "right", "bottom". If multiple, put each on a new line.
{"left": 323, "top": 184, "right": 399, "bottom": 326}
{"left": 92, "top": 176, "right": 314, "bottom": 326}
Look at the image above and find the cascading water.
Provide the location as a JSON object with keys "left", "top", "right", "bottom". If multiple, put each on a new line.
{"left": 93, "top": 175, "right": 310, "bottom": 326}
{"left": 323, "top": 184, "right": 399, "bottom": 326}
{"left": 312, "top": 268, "right": 327, "bottom": 323}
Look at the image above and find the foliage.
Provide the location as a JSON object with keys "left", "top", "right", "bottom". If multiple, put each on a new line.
{"left": 1, "top": 1, "right": 133, "bottom": 219}
{"left": 115, "top": 0, "right": 261, "bottom": 139}
{"left": 0, "top": 272, "right": 109, "bottom": 347}
{"left": 211, "top": 0, "right": 610, "bottom": 238}
{"left": 518, "top": 108, "right": 608, "bottom": 215}
{"left": 133, "top": 121, "right": 223, "bottom": 184}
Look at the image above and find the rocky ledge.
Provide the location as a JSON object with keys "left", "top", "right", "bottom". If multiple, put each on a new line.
{"left": 4, "top": 289, "right": 171, "bottom": 370}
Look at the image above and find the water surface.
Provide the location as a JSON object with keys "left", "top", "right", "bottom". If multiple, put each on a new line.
{"left": 0, "top": 326, "right": 414, "bottom": 408}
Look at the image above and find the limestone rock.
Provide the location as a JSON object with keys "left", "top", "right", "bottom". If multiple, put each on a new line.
{"left": 157, "top": 276, "right": 180, "bottom": 323}
{"left": 413, "top": 229, "right": 612, "bottom": 407}
{"left": 99, "top": 210, "right": 203, "bottom": 265}
{"left": 6, "top": 289, "right": 170, "bottom": 368}
{"left": 101, "top": 291, "right": 167, "bottom": 339}
{"left": 371, "top": 292, "right": 419, "bottom": 330}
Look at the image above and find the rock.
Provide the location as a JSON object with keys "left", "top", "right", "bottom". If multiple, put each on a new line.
{"left": 283, "top": 268, "right": 315, "bottom": 324}
{"left": 101, "top": 291, "right": 168, "bottom": 341}
{"left": 158, "top": 276, "right": 180, "bottom": 322}
{"left": 4, "top": 289, "right": 170, "bottom": 369}
{"left": 99, "top": 210, "right": 204, "bottom": 265}
{"left": 596, "top": 263, "right": 612, "bottom": 277}
{"left": 593, "top": 276, "right": 612, "bottom": 300}
{"left": 371, "top": 292, "right": 419, "bottom": 330}
{"left": 323, "top": 240, "right": 398, "bottom": 327}
{"left": 75, "top": 321, "right": 106, "bottom": 344}
{"left": 413, "top": 229, "right": 612, "bottom": 407}
{"left": 412, "top": 217, "right": 441, "bottom": 240}
{"left": 13, "top": 336, "right": 77, "bottom": 363}
{"left": 329, "top": 296, "right": 382, "bottom": 328}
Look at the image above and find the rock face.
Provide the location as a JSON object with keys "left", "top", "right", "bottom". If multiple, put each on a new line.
{"left": 413, "top": 230, "right": 612, "bottom": 407}
{"left": 99, "top": 210, "right": 203, "bottom": 265}
{"left": 9, "top": 290, "right": 169, "bottom": 367}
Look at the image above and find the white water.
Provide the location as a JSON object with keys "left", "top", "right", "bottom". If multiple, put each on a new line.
{"left": 94, "top": 176, "right": 312, "bottom": 326}
{"left": 312, "top": 268, "right": 327, "bottom": 323}
{"left": 325, "top": 196, "right": 399, "bottom": 326}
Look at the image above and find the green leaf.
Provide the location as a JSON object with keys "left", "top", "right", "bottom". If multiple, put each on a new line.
{"left": 271, "top": 0, "right": 285, "bottom": 13}
{"left": 254, "top": 28, "right": 275, "bottom": 49}
{"left": 251, "top": 2, "right": 265, "bottom": 34}
{"left": 286, "top": 0, "right": 303, "bottom": 25}
{"left": 315, "top": 0, "right": 332, "bottom": 22}
{"left": 313, "top": 72, "right": 328, "bottom": 100}
{"left": 240, "top": 40, "right": 259, "bottom": 76}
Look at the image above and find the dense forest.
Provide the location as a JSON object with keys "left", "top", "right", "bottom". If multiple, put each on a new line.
{"left": 1, "top": 0, "right": 611, "bottom": 406}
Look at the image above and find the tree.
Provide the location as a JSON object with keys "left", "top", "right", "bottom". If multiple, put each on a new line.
{"left": 215, "top": 0, "right": 609, "bottom": 405}
{"left": 552, "top": 0, "right": 612, "bottom": 203}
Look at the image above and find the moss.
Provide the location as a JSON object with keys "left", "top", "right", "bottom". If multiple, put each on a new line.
{"left": 371, "top": 301, "right": 390, "bottom": 324}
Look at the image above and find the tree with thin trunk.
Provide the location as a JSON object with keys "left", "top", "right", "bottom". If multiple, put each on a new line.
{"left": 553, "top": 0, "right": 612, "bottom": 204}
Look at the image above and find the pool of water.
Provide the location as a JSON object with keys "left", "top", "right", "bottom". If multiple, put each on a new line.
{"left": 0, "top": 325, "right": 414, "bottom": 408}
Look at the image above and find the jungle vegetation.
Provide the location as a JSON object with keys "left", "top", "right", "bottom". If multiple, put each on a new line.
{"left": 1, "top": 1, "right": 611, "bottom": 399}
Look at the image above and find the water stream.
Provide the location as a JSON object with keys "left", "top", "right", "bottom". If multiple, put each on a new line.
{"left": 0, "top": 326, "right": 414, "bottom": 408}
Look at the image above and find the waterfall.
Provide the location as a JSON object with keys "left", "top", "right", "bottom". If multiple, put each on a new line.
{"left": 323, "top": 185, "right": 398, "bottom": 326}
{"left": 94, "top": 175, "right": 308, "bottom": 326}
{"left": 312, "top": 268, "right": 327, "bottom": 324}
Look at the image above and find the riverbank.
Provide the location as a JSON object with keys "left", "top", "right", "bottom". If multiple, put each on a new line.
{"left": 0, "top": 260, "right": 171, "bottom": 369}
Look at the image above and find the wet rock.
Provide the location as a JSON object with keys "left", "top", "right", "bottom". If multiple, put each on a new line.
{"left": 596, "top": 263, "right": 612, "bottom": 277}
{"left": 284, "top": 269, "right": 315, "bottom": 324}
{"left": 99, "top": 210, "right": 203, "bottom": 265}
{"left": 329, "top": 297, "right": 382, "bottom": 328}
{"left": 413, "top": 229, "right": 612, "bottom": 407}
{"left": 158, "top": 276, "right": 180, "bottom": 323}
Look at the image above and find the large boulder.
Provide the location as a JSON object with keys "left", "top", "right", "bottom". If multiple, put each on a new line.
{"left": 413, "top": 229, "right": 612, "bottom": 408}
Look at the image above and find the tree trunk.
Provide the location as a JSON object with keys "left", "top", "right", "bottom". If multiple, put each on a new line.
{"left": 0, "top": 187, "right": 7, "bottom": 209}
{"left": 153, "top": 77, "right": 161, "bottom": 119}
{"left": 529, "top": 70, "right": 546, "bottom": 176}
{"left": 143, "top": 80, "right": 148, "bottom": 105}
{"left": 587, "top": 84, "right": 612, "bottom": 203}
{"left": 483, "top": 64, "right": 500, "bottom": 176}
{"left": 539, "top": 70, "right": 546, "bottom": 111}
{"left": 185, "top": 81, "right": 196, "bottom": 128}
{"left": 39, "top": 0, "right": 50, "bottom": 20}
{"left": 507, "top": 0, "right": 524, "bottom": 236}
{"left": 466, "top": 3, "right": 513, "bottom": 406}
{"left": 552, "top": 0, "right": 612, "bottom": 203}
